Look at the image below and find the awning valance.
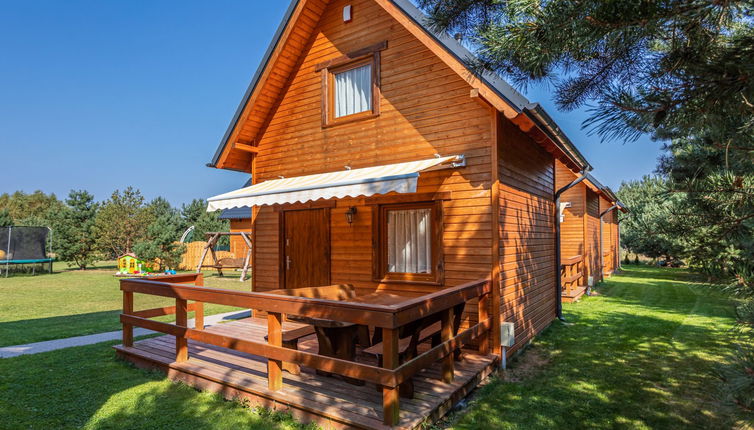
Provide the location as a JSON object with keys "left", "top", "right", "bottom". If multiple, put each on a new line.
{"left": 207, "top": 155, "right": 464, "bottom": 211}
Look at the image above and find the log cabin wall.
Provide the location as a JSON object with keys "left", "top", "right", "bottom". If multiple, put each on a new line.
{"left": 554, "top": 160, "right": 586, "bottom": 263}
{"left": 498, "top": 119, "right": 557, "bottom": 354}
{"left": 599, "top": 197, "right": 615, "bottom": 276}
{"left": 250, "top": 0, "right": 493, "bottom": 309}
{"left": 585, "top": 188, "right": 601, "bottom": 283}
{"left": 229, "top": 218, "right": 252, "bottom": 258}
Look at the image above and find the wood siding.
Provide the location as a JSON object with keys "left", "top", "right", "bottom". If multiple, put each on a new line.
{"left": 585, "top": 188, "right": 600, "bottom": 284}
{"left": 229, "top": 218, "right": 252, "bottom": 258}
{"left": 600, "top": 198, "right": 617, "bottom": 276}
{"left": 250, "top": 0, "right": 493, "bottom": 309}
{"left": 498, "top": 119, "right": 556, "bottom": 354}
{"left": 554, "top": 160, "right": 586, "bottom": 289}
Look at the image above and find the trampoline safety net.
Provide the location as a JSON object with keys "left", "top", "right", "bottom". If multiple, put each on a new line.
{"left": 0, "top": 227, "right": 50, "bottom": 261}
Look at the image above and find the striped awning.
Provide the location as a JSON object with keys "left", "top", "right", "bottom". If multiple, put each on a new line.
{"left": 206, "top": 155, "right": 464, "bottom": 211}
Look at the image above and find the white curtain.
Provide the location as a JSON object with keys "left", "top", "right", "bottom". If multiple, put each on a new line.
{"left": 387, "top": 208, "right": 432, "bottom": 273}
{"left": 334, "top": 64, "right": 372, "bottom": 118}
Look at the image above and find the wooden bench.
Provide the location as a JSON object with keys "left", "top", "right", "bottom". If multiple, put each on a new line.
{"left": 363, "top": 321, "right": 441, "bottom": 357}
{"left": 365, "top": 302, "right": 465, "bottom": 398}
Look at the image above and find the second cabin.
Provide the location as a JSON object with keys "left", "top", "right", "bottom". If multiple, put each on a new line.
{"left": 555, "top": 161, "right": 626, "bottom": 302}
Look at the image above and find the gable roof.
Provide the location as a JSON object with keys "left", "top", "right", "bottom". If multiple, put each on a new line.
{"left": 208, "top": 0, "right": 592, "bottom": 173}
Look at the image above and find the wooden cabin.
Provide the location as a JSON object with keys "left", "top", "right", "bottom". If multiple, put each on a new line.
{"left": 554, "top": 161, "right": 626, "bottom": 302}
{"left": 115, "top": 1, "right": 623, "bottom": 428}
{"left": 218, "top": 206, "right": 253, "bottom": 258}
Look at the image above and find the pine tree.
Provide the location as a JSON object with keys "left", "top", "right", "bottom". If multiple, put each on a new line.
{"left": 93, "top": 187, "right": 150, "bottom": 258}
{"left": 133, "top": 199, "right": 186, "bottom": 271}
{"left": 54, "top": 190, "right": 99, "bottom": 269}
{"left": 418, "top": 0, "right": 754, "bottom": 408}
{"left": 180, "top": 199, "right": 229, "bottom": 245}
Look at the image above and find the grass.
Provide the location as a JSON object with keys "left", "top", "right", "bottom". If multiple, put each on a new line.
{"left": 0, "top": 338, "right": 315, "bottom": 430}
{"left": 2, "top": 264, "right": 751, "bottom": 429}
{"left": 0, "top": 261, "right": 248, "bottom": 347}
{"left": 448, "top": 265, "right": 753, "bottom": 429}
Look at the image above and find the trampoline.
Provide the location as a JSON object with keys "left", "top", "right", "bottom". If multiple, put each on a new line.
{"left": 1, "top": 226, "right": 54, "bottom": 277}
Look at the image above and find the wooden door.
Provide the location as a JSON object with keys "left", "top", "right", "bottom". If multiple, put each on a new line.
{"left": 282, "top": 209, "right": 330, "bottom": 289}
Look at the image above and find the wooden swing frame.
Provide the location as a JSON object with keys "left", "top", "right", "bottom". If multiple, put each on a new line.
{"left": 195, "top": 232, "right": 252, "bottom": 281}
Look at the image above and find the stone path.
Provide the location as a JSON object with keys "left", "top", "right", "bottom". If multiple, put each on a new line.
{"left": 0, "top": 309, "right": 251, "bottom": 358}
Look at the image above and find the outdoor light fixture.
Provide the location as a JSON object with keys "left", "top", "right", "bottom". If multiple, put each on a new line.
{"left": 345, "top": 207, "right": 357, "bottom": 224}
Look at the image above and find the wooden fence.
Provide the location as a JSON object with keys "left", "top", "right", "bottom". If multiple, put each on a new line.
{"left": 178, "top": 241, "right": 234, "bottom": 271}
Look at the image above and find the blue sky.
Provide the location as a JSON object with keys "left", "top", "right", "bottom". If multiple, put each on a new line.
{"left": 0, "top": 0, "right": 662, "bottom": 205}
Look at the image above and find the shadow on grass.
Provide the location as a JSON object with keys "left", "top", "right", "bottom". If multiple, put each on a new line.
{"left": 450, "top": 266, "right": 748, "bottom": 429}
{"left": 0, "top": 311, "right": 122, "bottom": 347}
{"left": 0, "top": 340, "right": 310, "bottom": 430}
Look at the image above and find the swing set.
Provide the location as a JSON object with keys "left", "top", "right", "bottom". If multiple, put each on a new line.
{"left": 195, "top": 232, "right": 252, "bottom": 281}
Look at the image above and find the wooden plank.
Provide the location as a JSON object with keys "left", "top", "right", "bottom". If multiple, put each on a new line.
{"left": 232, "top": 142, "right": 259, "bottom": 153}
{"left": 382, "top": 327, "right": 400, "bottom": 426}
{"left": 267, "top": 312, "right": 283, "bottom": 390}
{"left": 123, "top": 291, "right": 133, "bottom": 347}
{"left": 175, "top": 298, "right": 188, "bottom": 362}
{"left": 119, "top": 314, "right": 397, "bottom": 387}
{"left": 441, "top": 308, "right": 454, "bottom": 383}
{"left": 313, "top": 40, "right": 388, "bottom": 71}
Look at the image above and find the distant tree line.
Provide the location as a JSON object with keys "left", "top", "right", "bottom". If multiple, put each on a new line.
{"left": 0, "top": 188, "right": 228, "bottom": 271}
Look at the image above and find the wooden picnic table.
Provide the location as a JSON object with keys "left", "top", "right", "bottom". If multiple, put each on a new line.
{"left": 288, "top": 291, "right": 413, "bottom": 385}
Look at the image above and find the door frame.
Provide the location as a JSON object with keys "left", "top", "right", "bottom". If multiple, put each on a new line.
{"left": 278, "top": 205, "right": 332, "bottom": 290}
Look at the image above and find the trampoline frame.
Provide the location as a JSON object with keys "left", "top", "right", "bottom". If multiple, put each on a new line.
{"left": 2, "top": 226, "right": 54, "bottom": 277}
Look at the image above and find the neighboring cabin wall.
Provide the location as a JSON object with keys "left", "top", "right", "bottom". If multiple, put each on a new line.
{"left": 498, "top": 119, "right": 556, "bottom": 354}
{"left": 585, "top": 188, "right": 601, "bottom": 284}
{"left": 251, "top": 0, "right": 493, "bottom": 310}
{"left": 229, "top": 218, "right": 252, "bottom": 258}
{"left": 599, "top": 197, "right": 616, "bottom": 276}
{"left": 554, "top": 160, "right": 586, "bottom": 288}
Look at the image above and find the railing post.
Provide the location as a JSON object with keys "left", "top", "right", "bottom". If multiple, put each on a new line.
{"left": 477, "top": 289, "right": 490, "bottom": 355}
{"left": 194, "top": 302, "right": 205, "bottom": 330}
{"left": 267, "top": 312, "right": 283, "bottom": 391}
{"left": 175, "top": 298, "right": 188, "bottom": 362}
{"left": 193, "top": 273, "right": 204, "bottom": 330}
{"left": 441, "top": 308, "right": 454, "bottom": 383}
{"left": 382, "top": 327, "right": 400, "bottom": 426}
{"left": 123, "top": 291, "right": 133, "bottom": 347}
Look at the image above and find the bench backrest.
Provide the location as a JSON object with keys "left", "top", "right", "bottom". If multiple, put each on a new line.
{"left": 266, "top": 284, "right": 356, "bottom": 301}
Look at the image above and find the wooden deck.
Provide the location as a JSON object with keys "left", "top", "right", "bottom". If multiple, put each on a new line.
{"left": 115, "top": 318, "right": 497, "bottom": 430}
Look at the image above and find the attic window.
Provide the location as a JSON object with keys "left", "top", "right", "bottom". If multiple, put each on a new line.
{"left": 333, "top": 61, "right": 372, "bottom": 118}
{"left": 316, "top": 41, "right": 386, "bottom": 127}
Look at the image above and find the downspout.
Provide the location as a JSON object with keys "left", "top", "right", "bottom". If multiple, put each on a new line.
{"left": 599, "top": 205, "right": 619, "bottom": 282}
{"left": 554, "top": 172, "right": 587, "bottom": 321}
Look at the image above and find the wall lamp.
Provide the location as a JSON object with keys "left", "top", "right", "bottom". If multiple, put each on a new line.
{"left": 345, "top": 207, "right": 357, "bottom": 224}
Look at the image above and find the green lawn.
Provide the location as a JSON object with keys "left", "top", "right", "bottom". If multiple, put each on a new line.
{"left": 449, "top": 265, "right": 753, "bottom": 429}
{"left": 0, "top": 261, "right": 248, "bottom": 347}
{"left": 0, "top": 338, "right": 314, "bottom": 430}
{"left": 2, "top": 264, "right": 751, "bottom": 429}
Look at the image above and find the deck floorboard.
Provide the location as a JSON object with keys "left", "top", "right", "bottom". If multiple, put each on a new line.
{"left": 114, "top": 318, "right": 496, "bottom": 429}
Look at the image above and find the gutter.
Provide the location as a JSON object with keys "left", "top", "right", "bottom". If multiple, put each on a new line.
{"left": 554, "top": 171, "right": 587, "bottom": 321}
{"left": 523, "top": 104, "right": 592, "bottom": 172}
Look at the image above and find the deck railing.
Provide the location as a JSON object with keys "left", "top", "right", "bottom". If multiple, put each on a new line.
{"left": 119, "top": 275, "right": 492, "bottom": 426}
{"left": 561, "top": 255, "right": 583, "bottom": 295}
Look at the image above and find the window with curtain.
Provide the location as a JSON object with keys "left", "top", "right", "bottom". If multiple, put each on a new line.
{"left": 374, "top": 201, "right": 443, "bottom": 284}
{"left": 333, "top": 63, "right": 372, "bottom": 118}
{"left": 387, "top": 208, "right": 432, "bottom": 274}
